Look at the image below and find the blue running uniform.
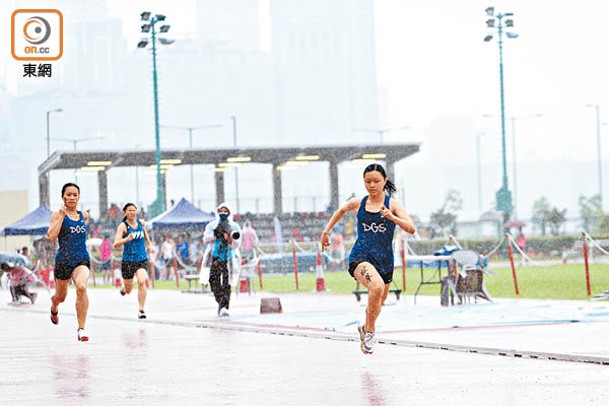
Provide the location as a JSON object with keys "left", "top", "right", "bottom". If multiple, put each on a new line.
{"left": 122, "top": 219, "right": 148, "bottom": 262}
{"left": 348, "top": 195, "right": 396, "bottom": 276}
{"left": 55, "top": 211, "right": 90, "bottom": 267}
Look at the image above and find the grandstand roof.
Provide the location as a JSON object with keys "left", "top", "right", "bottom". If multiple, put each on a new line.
{"left": 38, "top": 143, "right": 420, "bottom": 173}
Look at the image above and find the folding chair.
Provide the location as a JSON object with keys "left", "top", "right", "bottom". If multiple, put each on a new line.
{"left": 441, "top": 249, "right": 492, "bottom": 306}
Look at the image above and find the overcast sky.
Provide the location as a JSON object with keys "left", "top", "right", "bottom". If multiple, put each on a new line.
{"left": 2, "top": 0, "right": 609, "bottom": 221}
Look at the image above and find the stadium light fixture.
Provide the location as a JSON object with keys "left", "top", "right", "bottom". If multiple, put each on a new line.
{"left": 483, "top": 6, "right": 519, "bottom": 223}
{"left": 227, "top": 156, "right": 252, "bottom": 163}
{"left": 137, "top": 11, "right": 175, "bottom": 217}
{"left": 46, "top": 108, "right": 63, "bottom": 158}
{"left": 87, "top": 161, "right": 112, "bottom": 166}
{"left": 294, "top": 155, "right": 320, "bottom": 161}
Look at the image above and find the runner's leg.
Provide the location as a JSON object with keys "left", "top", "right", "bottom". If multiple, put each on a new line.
{"left": 352, "top": 262, "right": 385, "bottom": 333}
{"left": 72, "top": 265, "right": 90, "bottom": 330}
{"left": 135, "top": 267, "right": 148, "bottom": 312}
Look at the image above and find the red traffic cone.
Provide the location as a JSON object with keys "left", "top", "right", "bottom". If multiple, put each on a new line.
{"left": 315, "top": 250, "right": 327, "bottom": 292}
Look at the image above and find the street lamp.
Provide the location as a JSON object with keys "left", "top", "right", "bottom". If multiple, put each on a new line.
{"left": 161, "top": 124, "right": 222, "bottom": 202}
{"left": 483, "top": 113, "right": 543, "bottom": 216}
{"left": 46, "top": 108, "right": 63, "bottom": 158}
{"left": 51, "top": 136, "right": 105, "bottom": 183}
{"left": 52, "top": 136, "right": 105, "bottom": 151}
{"left": 138, "top": 11, "right": 174, "bottom": 217}
{"left": 476, "top": 132, "right": 485, "bottom": 211}
{"left": 508, "top": 114, "right": 543, "bottom": 215}
{"left": 483, "top": 7, "right": 519, "bottom": 223}
{"left": 230, "top": 116, "right": 240, "bottom": 214}
{"left": 352, "top": 126, "right": 410, "bottom": 144}
{"left": 586, "top": 104, "right": 603, "bottom": 208}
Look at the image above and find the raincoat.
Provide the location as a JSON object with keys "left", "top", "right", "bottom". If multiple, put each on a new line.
{"left": 199, "top": 203, "right": 241, "bottom": 285}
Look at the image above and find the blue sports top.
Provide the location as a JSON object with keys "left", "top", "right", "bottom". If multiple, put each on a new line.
{"left": 348, "top": 195, "right": 396, "bottom": 275}
{"left": 122, "top": 219, "right": 148, "bottom": 262}
{"left": 212, "top": 219, "right": 239, "bottom": 261}
{"left": 55, "top": 211, "right": 90, "bottom": 266}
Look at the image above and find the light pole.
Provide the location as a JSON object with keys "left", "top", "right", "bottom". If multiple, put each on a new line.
{"left": 46, "top": 108, "right": 63, "bottom": 158}
{"left": 483, "top": 6, "right": 518, "bottom": 224}
{"left": 138, "top": 11, "right": 175, "bottom": 217}
{"left": 484, "top": 112, "right": 543, "bottom": 215}
{"left": 52, "top": 136, "right": 105, "bottom": 183}
{"left": 476, "top": 133, "right": 484, "bottom": 211}
{"left": 52, "top": 136, "right": 105, "bottom": 151}
{"left": 352, "top": 126, "right": 410, "bottom": 144}
{"left": 161, "top": 124, "right": 222, "bottom": 203}
{"left": 230, "top": 116, "right": 240, "bottom": 214}
{"left": 508, "top": 114, "right": 543, "bottom": 215}
{"left": 586, "top": 104, "right": 603, "bottom": 208}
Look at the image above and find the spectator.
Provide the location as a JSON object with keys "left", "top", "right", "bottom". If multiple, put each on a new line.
{"left": 160, "top": 234, "right": 176, "bottom": 280}
{"left": 329, "top": 231, "right": 345, "bottom": 270}
{"left": 241, "top": 220, "right": 259, "bottom": 262}
{"left": 176, "top": 235, "right": 190, "bottom": 268}
{"left": 100, "top": 235, "right": 113, "bottom": 283}
{"left": 2, "top": 262, "right": 37, "bottom": 304}
{"left": 20, "top": 246, "right": 31, "bottom": 262}
{"left": 516, "top": 227, "right": 527, "bottom": 266}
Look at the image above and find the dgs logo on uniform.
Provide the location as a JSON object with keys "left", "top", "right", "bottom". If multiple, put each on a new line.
{"left": 11, "top": 9, "right": 63, "bottom": 61}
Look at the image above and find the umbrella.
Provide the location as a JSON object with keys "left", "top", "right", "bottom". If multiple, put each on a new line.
{"left": 504, "top": 220, "right": 526, "bottom": 228}
{"left": 0, "top": 252, "right": 32, "bottom": 267}
{"left": 85, "top": 238, "right": 103, "bottom": 248}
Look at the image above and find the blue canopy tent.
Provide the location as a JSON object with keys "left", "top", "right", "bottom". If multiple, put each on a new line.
{"left": 147, "top": 198, "right": 215, "bottom": 230}
{"left": 2, "top": 205, "right": 52, "bottom": 236}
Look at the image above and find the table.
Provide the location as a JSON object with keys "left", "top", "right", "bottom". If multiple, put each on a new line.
{"left": 406, "top": 255, "right": 452, "bottom": 304}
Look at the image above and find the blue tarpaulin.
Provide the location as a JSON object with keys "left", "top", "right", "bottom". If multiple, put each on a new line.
{"left": 147, "top": 198, "right": 215, "bottom": 230}
{"left": 2, "top": 205, "right": 52, "bottom": 236}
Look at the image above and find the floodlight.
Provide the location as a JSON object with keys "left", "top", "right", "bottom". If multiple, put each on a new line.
{"left": 159, "top": 24, "right": 170, "bottom": 33}
{"left": 505, "top": 19, "right": 514, "bottom": 27}
{"left": 141, "top": 11, "right": 151, "bottom": 21}
{"left": 483, "top": 34, "right": 493, "bottom": 42}
{"left": 137, "top": 39, "right": 149, "bottom": 48}
{"left": 486, "top": 18, "right": 495, "bottom": 28}
{"left": 155, "top": 14, "right": 166, "bottom": 21}
{"left": 141, "top": 24, "right": 151, "bottom": 33}
{"left": 485, "top": 7, "right": 494, "bottom": 16}
{"left": 506, "top": 32, "right": 519, "bottom": 39}
{"left": 158, "top": 38, "right": 175, "bottom": 45}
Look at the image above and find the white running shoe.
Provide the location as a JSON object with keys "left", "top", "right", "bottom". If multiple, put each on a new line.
{"left": 360, "top": 331, "right": 375, "bottom": 354}
{"left": 77, "top": 328, "right": 89, "bottom": 342}
{"left": 218, "top": 307, "right": 230, "bottom": 317}
{"left": 138, "top": 310, "right": 147, "bottom": 320}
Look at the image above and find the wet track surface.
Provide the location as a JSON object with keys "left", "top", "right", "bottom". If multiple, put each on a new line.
{"left": 1, "top": 287, "right": 609, "bottom": 405}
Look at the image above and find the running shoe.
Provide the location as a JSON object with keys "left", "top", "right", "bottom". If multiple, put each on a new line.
{"left": 120, "top": 288, "right": 126, "bottom": 296}
{"left": 77, "top": 328, "right": 89, "bottom": 342}
{"left": 218, "top": 307, "right": 230, "bottom": 317}
{"left": 360, "top": 331, "right": 375, "bottom": 354}
{"left": 138, "top": 310, "right": 147, "bottom": 320}
{"left": 50, "top": 309, "right": 59, "bottom": 325}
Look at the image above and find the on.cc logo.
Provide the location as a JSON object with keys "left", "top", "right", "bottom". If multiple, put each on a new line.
{"left": 23, "top": 16, "right": 52, "bottom": 45}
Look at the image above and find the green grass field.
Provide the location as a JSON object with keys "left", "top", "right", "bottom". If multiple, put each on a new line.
{"left": 90, "top": 263, "right": 609, "bottom": 301}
